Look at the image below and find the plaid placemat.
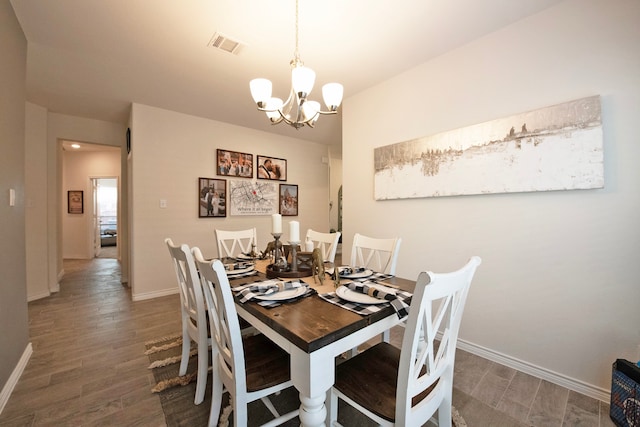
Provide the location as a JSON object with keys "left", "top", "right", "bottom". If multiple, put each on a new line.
{"left": 352, "top": 272, "right": 394, "bottom": 282}
{"left": 232, "top": 279, "right": 308, "bottom": 303}
{"left": 319, "top": 283, "right": 411, "bottom": 319}
{"left": 225, "top": 269, "right": 259, "bottom": 279}
{"left": 326, "top": 267, "right": 395, "bottom": 282}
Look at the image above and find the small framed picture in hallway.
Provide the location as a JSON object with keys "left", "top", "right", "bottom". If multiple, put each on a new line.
{"left": 68, "top": 190, "right": 84, "bottom": 214}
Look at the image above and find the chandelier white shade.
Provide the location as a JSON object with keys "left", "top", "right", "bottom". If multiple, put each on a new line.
{"left": 249, "top": 0, "right": 343, "bottom": 129}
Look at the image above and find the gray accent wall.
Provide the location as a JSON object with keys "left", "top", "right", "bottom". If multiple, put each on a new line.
{"left": 0, "top": 0, "right": 29, "bottom": 393}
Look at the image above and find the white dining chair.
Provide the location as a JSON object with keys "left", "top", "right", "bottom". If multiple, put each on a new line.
{"left": 215, "top": 227, "right": 258, "bottom": 259}
{"left": 328, "top": 256, "right": 481, "bottom": 426}
{"left": 305, "top": 229, "right": 341, "bottom": 263}
{"left": 165, "top": 238, "right": 210, "bottom": 405}
{"left": 350, "top": 233, "right": 402, "bottom": 275}
{"left": 192, "top": 248, "right": 300, "bottom": 427}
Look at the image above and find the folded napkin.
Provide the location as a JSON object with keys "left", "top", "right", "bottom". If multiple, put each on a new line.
{"left": 346, "top": 282, "right": 409, "bottom": 319}
{"left": 224, "top": 261, "right": 254, "bottom": 271}
{"left": 233, "top": 279, "right": 306, "bottom": 303}
{"left": 339, "top": 266, "right": 366, "bottom": 277}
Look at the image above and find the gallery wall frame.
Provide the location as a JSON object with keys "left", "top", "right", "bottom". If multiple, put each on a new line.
{"left": 217, "top": 149, "right": 253, "bottom": 178}
{"left": 257, "top": 155, "right": 287, "bottom": 181}
{"left": 279, "top": 184, "right": 298, "bottom": 216}
{"left": 228, "top": 180, "right": 278, "bottom": 216}
{"left": 199, "top": 177, "right": 226, "bottom": 218}
{"left": 374, "top": 95, "right": 604, "bottom": 200}
{"left": 67, "top": 190, "right": 84, "bottom": 214}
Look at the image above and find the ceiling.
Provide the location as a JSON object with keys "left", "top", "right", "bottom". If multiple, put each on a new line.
{"left": 10, "top": 0, "right": 565, "bottom": 148}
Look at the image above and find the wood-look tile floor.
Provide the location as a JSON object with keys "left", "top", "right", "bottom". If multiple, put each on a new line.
{"left": 0, "top": 257, "right": 616, "bottom": 426}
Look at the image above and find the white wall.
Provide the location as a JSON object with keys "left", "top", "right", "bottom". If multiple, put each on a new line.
{"left": 62, "top": 149, "right": 120, "bottom": 259}
{"left": 25, "top": 102, "right": 49, "bottom": 300}
{"left": 343, "top": 0, "right": 640, "bottom": 398}
{"left": 129, "top": 104, "right": 331, "bottom": 300}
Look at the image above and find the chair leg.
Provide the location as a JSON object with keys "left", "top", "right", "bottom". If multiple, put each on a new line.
{"left": 179, "top": 330, "right": 190, "bottom": 376}
{"left": 327, "top": 389, "right": 339, "bottom": 425}
{"left": 234, "top": 400, "right": 248, "bottom": 427}
{"left": 194, "top": 339, "right": 209, "bottom": 405}
{"left": 437, "top": 394, "right": 452, "bottom": 426}
{"left": 208, "top": 366, "right": 223, "bottom": 427}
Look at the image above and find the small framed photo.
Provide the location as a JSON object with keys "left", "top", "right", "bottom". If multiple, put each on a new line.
{"left": 217, "top": 149, "right": 253, "bottom": 178}
{"left": 68, "top": 190, "right": 84, "bottom": 214}
{"left": 257, "top": 155, "right": 287, "bottom": 181}
{"left": 199, "top": 177, "right": 226, "bottom": 218}
{"left": 279, "top": 184, "right": 298, "bottom": 216}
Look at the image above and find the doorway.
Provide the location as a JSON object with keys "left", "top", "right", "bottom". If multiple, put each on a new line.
{"left": 92, "top": 177, "right": 118, "bottom": 259}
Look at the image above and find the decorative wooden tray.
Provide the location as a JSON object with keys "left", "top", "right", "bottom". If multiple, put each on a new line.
{"left": 266, "top": 264, "right": 312, "bottom": 279}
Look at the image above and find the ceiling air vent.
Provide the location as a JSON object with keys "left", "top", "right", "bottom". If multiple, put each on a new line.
{"left": 207, "top": 32, "right": 244, "bottom": 55}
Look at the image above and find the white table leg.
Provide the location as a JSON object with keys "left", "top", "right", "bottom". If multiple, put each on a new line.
{"left": 290, "top": 347, "right": 334, "bottom": 427}
{"left": 298, "top": 393, "right": 327, "bottom": 427}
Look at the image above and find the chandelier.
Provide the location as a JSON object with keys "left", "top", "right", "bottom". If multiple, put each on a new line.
{"left": 249, "top": 0, "right": 343, "bottom": 129}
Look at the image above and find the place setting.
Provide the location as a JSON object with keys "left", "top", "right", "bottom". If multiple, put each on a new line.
{"left": 222, "top": 260, "right": 258, "bottom": 278}
{"left": 325, "top": 265, "right": 396, "bottom": 282}
{"left": 319, "top": 280, "right": 412, "bottom": 319}
{"left": 232, "top": 278, "right": 315, "bottom": 307}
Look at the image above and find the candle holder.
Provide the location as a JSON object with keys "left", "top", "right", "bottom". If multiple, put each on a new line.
{"left": 288, "top": 241, "right": 300, "bottom": 272}
{"left": 270, "top": 233, "right": 287, "bottom": 271}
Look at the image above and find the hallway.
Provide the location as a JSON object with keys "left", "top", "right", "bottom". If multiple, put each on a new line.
{"left": 0, "top": 257, "right": 179, "bottom": 425}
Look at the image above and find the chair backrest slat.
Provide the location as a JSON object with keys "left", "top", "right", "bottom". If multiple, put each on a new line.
{"left": 216, "top": 228, "right": 258, "bottom": 258}
{"left": 305, "top": 229, "right": 341, "bottom": 263}
{"left": 165, "top": 238, "right": 206, "bottom": 326}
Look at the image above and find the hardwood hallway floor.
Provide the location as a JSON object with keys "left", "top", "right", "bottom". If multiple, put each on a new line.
{"left": 0, "top": 257, "right": 180, "bottom": 426}
{"left": 1, "top": 257, "right": 616, "bottom": 426}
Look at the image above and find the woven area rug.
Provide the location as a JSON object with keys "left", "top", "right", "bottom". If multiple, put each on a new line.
{"left": 145, "top": 334, "right": 467, "bottom": 427}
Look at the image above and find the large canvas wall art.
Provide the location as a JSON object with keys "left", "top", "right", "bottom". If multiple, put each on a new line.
{"left": 374, "top": 96, "right": 604, "bottom": 200}
{"left": 228, "top": 180, "right": 278, "bottom": 216}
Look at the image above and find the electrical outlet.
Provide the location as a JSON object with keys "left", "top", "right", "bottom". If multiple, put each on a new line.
{"left": 159, "top": 199, "right": 167, "bottom": 208}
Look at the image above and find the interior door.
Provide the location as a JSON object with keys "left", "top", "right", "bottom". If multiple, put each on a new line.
{"left": 92, "top": 178, "right": 101, "bottom": 257}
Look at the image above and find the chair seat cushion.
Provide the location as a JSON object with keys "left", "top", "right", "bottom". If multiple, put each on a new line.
{"left": 243, "top": 333, "right": 291, "bottom": 392}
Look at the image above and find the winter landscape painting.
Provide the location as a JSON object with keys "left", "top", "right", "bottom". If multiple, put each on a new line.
{"left": 374, "top": 96, "right": 603, "bottom": 200}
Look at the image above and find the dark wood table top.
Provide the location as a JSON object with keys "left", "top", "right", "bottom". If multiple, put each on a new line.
{"left": 230, "top": 272, "right": 415, "bottom": 353}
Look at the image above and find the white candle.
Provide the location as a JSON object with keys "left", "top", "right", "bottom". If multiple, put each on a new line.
{"left": 272, "top": 214, "right": 282, "bottom": 234}
{"left": 289, "top": 220, "right": 300, "bottom": 242}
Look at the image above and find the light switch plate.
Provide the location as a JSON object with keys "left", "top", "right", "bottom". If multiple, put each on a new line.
{"left": 159, "top": 199, "right": 167, "bottom": 208}
{"left": 9, "top": 189, "right": 15, "bottom": 206}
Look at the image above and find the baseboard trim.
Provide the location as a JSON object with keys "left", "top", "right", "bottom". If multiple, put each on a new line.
{"left": 27, "top": 291, "right": 51, "bottom": 302}
{"left": 132, "top": 287, "right": 178, "bottom": 301}
{"left": 457, "top": 338, "right": 610, "bottom": 402}
{"left": 0, "top": 343, "right": 33, "bottom": 415}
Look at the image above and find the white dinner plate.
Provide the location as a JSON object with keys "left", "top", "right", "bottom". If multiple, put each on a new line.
{"left": 235, "top": 253, "right": 259, "bottom": 260}
{"left": 338, "top": 267, "right": 373, "bottom": 279}
{"left": 255, "top": 286, "right": 308, "bottom": 301}
{"left": 336, "top": 284, "right": 395, "bottom": 305}
{"left": 225, "top": 265, "right": 255, "bottom": 276}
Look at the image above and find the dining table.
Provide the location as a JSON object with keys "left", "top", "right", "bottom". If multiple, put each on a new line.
{"left": 225, "top": 257, "right": 415, "bottom": 427}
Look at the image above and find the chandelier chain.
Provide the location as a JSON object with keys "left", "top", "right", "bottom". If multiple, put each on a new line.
{"left": 293, "top": 0, "right": 300, "bottom": 65}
